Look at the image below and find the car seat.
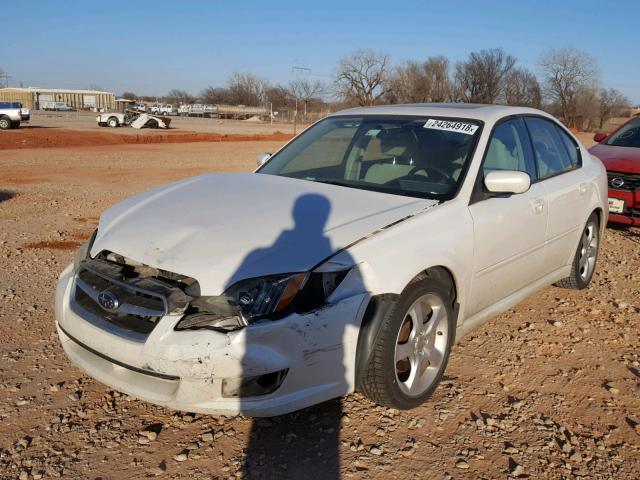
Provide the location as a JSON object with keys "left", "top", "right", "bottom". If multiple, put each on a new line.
{"left": 363, "top": 129, "right": 419, "bottom": 184}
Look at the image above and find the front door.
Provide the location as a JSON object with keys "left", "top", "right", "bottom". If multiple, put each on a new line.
{"left": 468, "top": 118, "right": 548, "bottom": 316}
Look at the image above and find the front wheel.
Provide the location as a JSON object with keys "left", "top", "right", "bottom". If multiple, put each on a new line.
{"left": 0, "top": 116, "right": 11, "bottom": 130}
{"left": 555, "top": 213, "right": 600, "bottom": 289}
{"left": 357, "top": 277, "right": 455, "bottom": 409}
{"left": 107, "top": 117, "right": 119, "bottom": 128}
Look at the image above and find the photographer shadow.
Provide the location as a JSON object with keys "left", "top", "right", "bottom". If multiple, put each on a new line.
{"left": 233, "top": 193, "right": 351, "bottom": 479}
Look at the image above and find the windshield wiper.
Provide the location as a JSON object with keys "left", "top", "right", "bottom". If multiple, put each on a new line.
{"left": 306, "top": 177, "right": 440, "bottom": 200}
{"left": 306, "top": 178, "right": 359, "bottom": 189}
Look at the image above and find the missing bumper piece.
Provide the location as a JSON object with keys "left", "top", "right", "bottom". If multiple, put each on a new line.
{"left": 221, "top": 369, "right": 289, "bottom": 398}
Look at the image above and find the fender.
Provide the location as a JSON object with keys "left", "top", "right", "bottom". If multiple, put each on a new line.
{"left": 354, "top": 292, "right": 460, "bottom": 391}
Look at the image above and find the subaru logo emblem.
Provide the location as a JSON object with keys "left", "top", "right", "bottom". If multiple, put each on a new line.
{"left": 97, "top": 290, "right": 119, "bottom": 312}
{"left": 610, "top": 177, "right": 625, "bottom": 188}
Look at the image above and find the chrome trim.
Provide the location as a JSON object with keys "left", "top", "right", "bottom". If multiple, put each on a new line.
{"left": 75, "top": 275, "right": 166, "bottom": 318}
{"left": 80, "top": 262, "right": 170, "bottom": 315}
{"left": 69, "top": 284, "right": 149, "bottom": 343}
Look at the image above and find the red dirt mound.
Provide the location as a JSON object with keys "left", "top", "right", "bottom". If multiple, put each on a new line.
{"left": 0, "top": 129, "right": 294, "bottom": 150}
{"left": 24, "top": 240, "right": 83, "bottom": 250}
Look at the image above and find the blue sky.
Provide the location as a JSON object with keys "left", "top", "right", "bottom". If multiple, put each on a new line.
{"left": 2, "top": 1, "right": 638, "bottom": 102}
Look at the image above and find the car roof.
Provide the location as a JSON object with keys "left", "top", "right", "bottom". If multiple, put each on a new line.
{"left": 330, "top": 103, "right": 554, "bottom": 124}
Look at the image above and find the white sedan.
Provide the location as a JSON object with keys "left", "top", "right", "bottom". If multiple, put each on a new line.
{"left": 55, "top": 104, "right": 607, "bottom": 416}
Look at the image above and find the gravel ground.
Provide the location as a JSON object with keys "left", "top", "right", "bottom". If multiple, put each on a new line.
{"left": 0, "top": 139, "right": 639, "bottom": 480}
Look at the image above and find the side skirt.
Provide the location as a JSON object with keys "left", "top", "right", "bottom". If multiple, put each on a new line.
{"left": 455, "top": 265, "right": 571, "bottom": 341}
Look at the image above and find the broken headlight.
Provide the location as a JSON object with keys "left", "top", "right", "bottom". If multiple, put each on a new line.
{"left": 175, "top": 267, "right": 351, "bottom": 331}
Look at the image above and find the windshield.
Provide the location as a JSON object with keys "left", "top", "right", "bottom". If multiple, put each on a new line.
{"left": 258, "top": 115, "right": 482, "bottom": 199}
{"left": 606, "top": 118, "right": 640, "bottom": 148}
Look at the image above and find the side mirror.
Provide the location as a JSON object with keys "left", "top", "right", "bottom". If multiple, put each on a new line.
{"left": 593, "top": 132, "right": 607, "bottom": 143}
{"left": 484, "top": 170, "right": 531, "bottom": 195}
{"left": 256, "top": 152, "right": 271, "bottom": 167}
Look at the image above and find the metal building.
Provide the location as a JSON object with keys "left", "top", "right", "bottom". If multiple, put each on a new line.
{"left": 0, "top": 87, "right": 115, "bottom": 111}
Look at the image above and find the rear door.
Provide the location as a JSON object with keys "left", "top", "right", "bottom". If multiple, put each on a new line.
{"left": 524, "top": 117, "right": 587, "bottom": 272}
{"left": 467, "top": 117, "right": 548, "bottom": 316}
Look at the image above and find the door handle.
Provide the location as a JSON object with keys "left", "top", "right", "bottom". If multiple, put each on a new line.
{"left": 531, "top": 198, "right": 544, "bottom": 214}
{"left": 579, "top": 182, "right": 588, "bottom": 195}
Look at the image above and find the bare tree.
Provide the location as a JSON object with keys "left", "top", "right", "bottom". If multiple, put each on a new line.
{"left": 538, "top": 48, "right": 599, "bottom": 127}
{"left": 200, "top": 86, "right": 231, "bottom": 105}
{"left": 165, "top": 89, "right": 194, "bottom": 105}
{"left": 120, "top": 91, "right": 137, "bottom": 101}
{"left": 502, "top": 68, "right": 541, "bottom": 108}
{"left": 265, "top": 85, "right": 294, "bottom": 111}
{"left": 425, "top": 56, "right": 453, "bottom": 103}
{"left": 454, "top": 48, "right": 516, "bottom": 103}
{"left": 386, "top": 56, "right": 452, "bottom": 104}
{"left": 386, "top": 61, "right": 428, "bottom": 103}
{"left": 336, "top": 50, "right": 389, "bottom": 106}
{"left": 288, "top": 78, "right": 325, "bottom": 119}
{"left": 598, "top": 87, "right": 630, "bottom": 129}
{"left": 227, "top": 72, "right": 269, "bottom": 106}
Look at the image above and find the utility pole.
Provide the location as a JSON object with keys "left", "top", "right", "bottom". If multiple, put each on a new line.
{"left": 293, "top": 96, "right": 298, "bottom": 135}
{"left": 291, "top": 66, "right": 311, "bottom": 135}
{"left": 0, "top": 71, "right": 11, "bottom": 88}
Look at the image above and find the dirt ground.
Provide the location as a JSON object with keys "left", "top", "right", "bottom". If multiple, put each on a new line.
{"left": 0, "top": 129, "right": 639, "bottom": 480}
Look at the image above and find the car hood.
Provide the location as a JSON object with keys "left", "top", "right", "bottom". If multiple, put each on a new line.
{"left": 93, "top": 173, "right": 436, "bottom": 295}
{"left": 589, "top": 144, "right": 640, "bottom": 173}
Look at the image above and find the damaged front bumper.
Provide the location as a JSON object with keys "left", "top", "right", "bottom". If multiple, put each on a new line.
{"left": 55, "top": 263, "right": 370, "bottom": 416}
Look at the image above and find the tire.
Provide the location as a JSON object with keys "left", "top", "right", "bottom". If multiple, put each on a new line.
{"left": 358, "top": 276, "right": 455, "bottom": 409}
{"left": 0, "top": 116, "right": 11, "bottom": 130}
{"left": 107, "top": 117, "right": 119, "bottom": 128}
{"left": 555, "top": 213, "right": 600, "bottom": 290}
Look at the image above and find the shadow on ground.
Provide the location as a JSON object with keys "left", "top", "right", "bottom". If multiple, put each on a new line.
{"left": 242, "top": 399, "right": 343, "bottom": 479}
{"left": 0, "top": 191, "right": 16, "bottom": 203}
{"left": 607, "top": 223, "right": 640, "bottom": 244}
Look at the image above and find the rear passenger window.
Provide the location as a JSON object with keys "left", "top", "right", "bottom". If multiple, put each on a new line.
{"left": 484, "top": 119, "right": 535, "bottom": 179}
{"left": 525, "top": 117, "right": 578, "bottom": 179}
{"left": 557, "top": 128, "right": 581, "bottom": 168}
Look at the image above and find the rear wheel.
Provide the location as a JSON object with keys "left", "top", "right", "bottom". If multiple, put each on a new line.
{"left": 0, "top": 116, "right": 11, "bottom": 130}
{"left": 107, "top": 117, "right": 119, "bottom": 128}
{"left": 358, "top": 276, "right": 455, "bottom": 409}
{"left": 555, "top": 213, "right": 600, "bottom": 289}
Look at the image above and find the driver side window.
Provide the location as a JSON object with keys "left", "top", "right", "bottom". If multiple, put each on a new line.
{"left": 483, "top": 118, "right": 535, "bottom": 179}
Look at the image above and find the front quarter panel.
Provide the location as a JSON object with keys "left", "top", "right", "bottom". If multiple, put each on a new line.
{"left": 345, "top": 199, "right": 473, "bottom": 325}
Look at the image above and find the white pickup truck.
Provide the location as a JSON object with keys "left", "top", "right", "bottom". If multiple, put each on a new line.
{"left": 0, "top": 102, "right": 30, "bottom": 129}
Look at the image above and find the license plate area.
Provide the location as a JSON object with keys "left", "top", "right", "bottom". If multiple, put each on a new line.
{"left": 608, "top": 198, "right": 625, "bottom": 214}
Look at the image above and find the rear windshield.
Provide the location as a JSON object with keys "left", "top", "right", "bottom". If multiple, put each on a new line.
{"left": 258, "top": 115, "right": 482, "bottom": 200}
{"left": 606, "top": 118, "right": 640, "bottom": 148}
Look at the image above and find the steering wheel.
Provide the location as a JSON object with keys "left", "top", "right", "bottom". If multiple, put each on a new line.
{"left": 404, "top": 164, "right": 454, "bottom": 184}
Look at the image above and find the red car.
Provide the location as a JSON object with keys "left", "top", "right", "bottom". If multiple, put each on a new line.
{"left": 589, "top": 116, "right": 640, "bottom": 226}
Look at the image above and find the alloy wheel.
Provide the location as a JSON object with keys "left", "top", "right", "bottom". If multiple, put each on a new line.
{"left": 394, "top": 293, "right": 449, "bottom": 397}
{"left": 579, "top": 220, "right": 598, "bottom": 281}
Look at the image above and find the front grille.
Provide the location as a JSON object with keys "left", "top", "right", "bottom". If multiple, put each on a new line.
{"left": 71, "top": 256, "right": 192, "bottom": 339}
{"left": 608, "top": 171, "right": 640, "bottom": 191}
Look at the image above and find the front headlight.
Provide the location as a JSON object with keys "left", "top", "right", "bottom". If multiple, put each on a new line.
{"left": 72, "top": 229, "right": 97, "bottom": 271}
{"left": 175, "top": 267, "right": 352, "bottom": 332}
